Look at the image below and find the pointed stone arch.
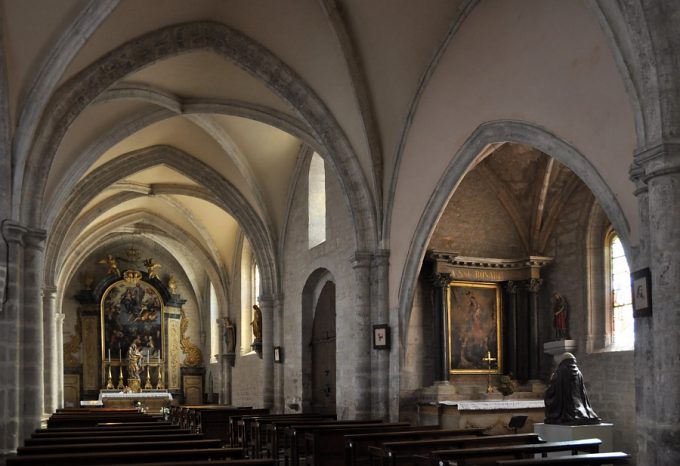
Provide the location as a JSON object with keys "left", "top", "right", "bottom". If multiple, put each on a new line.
{"left": 17, "top": 21, "right": 377, "bottom": 252}
{"left": 397, "top": 120, "right": 631, "bottom": 354}
{"left": 44, "top": 145, "right": 278, "bottom": 300}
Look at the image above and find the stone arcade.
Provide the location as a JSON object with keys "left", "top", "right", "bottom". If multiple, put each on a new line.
{"left": 0, "top": 2, "right": 679, "bottom": 465}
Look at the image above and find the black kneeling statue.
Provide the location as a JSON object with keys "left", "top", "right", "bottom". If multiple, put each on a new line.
{"left": 544, "top": 352, "right": 601, "bottom": 425}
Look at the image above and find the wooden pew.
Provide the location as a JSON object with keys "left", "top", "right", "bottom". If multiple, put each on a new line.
{"left": 16, "top": 438, "right": 222, "bottom": 456}
{"left": 5, "top": 447, "right": 245, "bottom": 466}
{"left": 495, "top": 452, "right": 631, "bottom": 465}
{"left": 24, "top": 432, "right": 204, "bottom": 446}
{"left": 289, "top": 422, "right": 409, "bottom": 466}
{"left": 31, "top": 427, "right": 187, "bottom": 438}
{"left": 427, "top": 438, "right": 602, "bottom": 466}
{"left": 239, "top": 413, "right": 333, "bottom": 455}
{"left": 105, "top": 460, "right": 275, "bottom": 466}
{"left": 46, "top": 414, "right": 157, "bottom": 428}
{"left": 343, "top": 427, "right": 486, "bottom": 466}
{"left": 267, "top": 418, "right": 387, "bottom": 463}
{"left": 368, "top": 433, "right": 543, "bottom": 466}
{"left": 227, "top": 409, "right": 270, "bottom": 446}
{"left": 259, "top": 416, "right": 378, "bottom": 458}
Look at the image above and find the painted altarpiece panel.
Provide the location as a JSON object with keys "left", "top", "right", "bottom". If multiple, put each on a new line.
{"left": 448, "top": 281, "right": 502, "bottom": 374}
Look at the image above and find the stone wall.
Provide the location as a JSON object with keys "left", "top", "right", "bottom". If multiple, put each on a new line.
{"left": 542, "top": 185, "right": 636, "bottom": 459}
{"left": 281, "top": 153, "right": 356, "bottom": 417}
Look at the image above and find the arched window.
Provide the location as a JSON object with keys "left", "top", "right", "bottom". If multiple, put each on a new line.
{"left": 240, "top": 237, "right": 260, "bottom": 354}
{"left": 209, "top": 282, "right": 219, "bottom": 363}
{"left": 308, "top": 152, "right": 326, "bottom": 248}
{"left": 606, "top": 230, "right": 634, "bottom": 350}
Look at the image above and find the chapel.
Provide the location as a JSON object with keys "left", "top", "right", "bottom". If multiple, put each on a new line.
{"left": 0, "top": 1, "right": 678, "bottom": 465}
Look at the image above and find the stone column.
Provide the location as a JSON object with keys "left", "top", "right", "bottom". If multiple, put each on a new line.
{"left": 260, "top": 295, "right": 274, "bottom": 409}
{"left": 430, "top": 273, "right": 453, "bottom": 381}
{"left": 635, "top": 142, "right": 680, "bottom": 464}
{"left": 55, "top": 312, "right": 65, "bottom": 409}
{"left": 371, "top": 250, "right": 389, "bottom": 419}
{"left": 629, "top": 161, "right": 655, "bottom": 466}
{"left": 42, "top": 286, "right": 58, "bottom": 416}
{"left": 273, "top": 296, "right": 284, "bottom": 413}
{"left": 505, "top": 281, "right": 520, "bottom": 379}
{"left": 526, "top": 278, "right": 543, "bottom": 380}
{"left": 21, "top": 228, "right": 46, "bottom": 440}
{"left": 0, "top": 221, "right": 26, "bottom": 454}
{"left": 350, "top": 252, "right": 372, "bottom": 419}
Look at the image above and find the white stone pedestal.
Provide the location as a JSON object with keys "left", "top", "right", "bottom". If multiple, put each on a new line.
{"left": 534, "top": 422, "right": 614, "bottom": 457}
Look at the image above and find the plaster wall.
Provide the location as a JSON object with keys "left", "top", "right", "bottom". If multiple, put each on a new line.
{"left": 389, "top": 0, "right": 638, "bottom": 313}
{"left": 281, "top": 154, "right": 356, "bottom": 417}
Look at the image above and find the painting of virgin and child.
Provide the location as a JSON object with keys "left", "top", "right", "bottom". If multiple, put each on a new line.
{"left": 101, "top": 279, "right": 164, "bottom": 362}
{"left": 448, "top": 281, "right": 502, "bottom": 374}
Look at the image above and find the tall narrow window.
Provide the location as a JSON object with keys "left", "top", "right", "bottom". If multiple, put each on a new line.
{"left": 209, "top": 282, "right": 219, "bottom": 363}
{"left": 308, "top": 153, "right": 326, "bottom": 248}
{"left": 240, "top": 238, "right": 260, "bottom": 354}
{"left": 608, "top": 231, "right": 634, "bottom": 349}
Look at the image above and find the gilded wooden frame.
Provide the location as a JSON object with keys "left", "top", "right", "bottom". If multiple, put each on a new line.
{"left": 100, "top": 272, "right": 165, "bottom": 364}
{"left": 448, "top": 281, "right": 502, "bottom": 374}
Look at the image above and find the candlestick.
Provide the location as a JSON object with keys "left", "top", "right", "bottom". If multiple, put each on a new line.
{"left": 108, "top": 348, "right": 111, "bottom": 363}
{"left": 119, "top": 348, "right": 122, "bottom": 362}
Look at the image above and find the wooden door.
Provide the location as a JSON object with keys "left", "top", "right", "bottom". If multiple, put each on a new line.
{"left": 311, "top": 281, "right": 336, "bottom": 414}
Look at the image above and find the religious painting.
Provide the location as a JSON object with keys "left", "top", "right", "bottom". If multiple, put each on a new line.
{"left": 448, "top": 281, "right": 502, "bottom": 374}
{"left": 631, "top": 267, "right": 652, "bottom": 318}
{"left": 101, "top": 272, "right": 164, "bottom": 363}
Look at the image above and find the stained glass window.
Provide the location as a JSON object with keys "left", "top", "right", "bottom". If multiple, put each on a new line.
{"left": 610, "top": 233, "right": 634, "bottom": 349}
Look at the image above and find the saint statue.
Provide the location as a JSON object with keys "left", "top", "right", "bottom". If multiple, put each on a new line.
{"left": 223, "top": 317, "right": 237, "bottom": 354}
{"left": 251, "top": 304, "right": 262, "bottom": 341}
{"left": 544, "top": 352, "right": 600, "bottom": 425}
{"left": 551, "top": 292, "right": 569, "bottom": 340}
{"left": 127, "top": 337, "right": 143, "bottom": 381}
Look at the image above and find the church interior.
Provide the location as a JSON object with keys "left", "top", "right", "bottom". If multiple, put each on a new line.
{"left": 1, "top": 1, "right": 679, "bottom": 465}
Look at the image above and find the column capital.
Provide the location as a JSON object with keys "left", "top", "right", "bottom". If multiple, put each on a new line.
{"left": 371, "top": 249, "right": 390, "bottom": 266}
{"left": 351, "top": 251, "right": 373, "bottom": 269}
{"left": 525, "top": 278, "right": 543, "bottom": 293}
{"left": 1, "top": 220, "right": 27, "bottom": 245}
{"left": 55, "top": 312, "right": 65, "bottom": 324}
{"left": 632, "top": 140, "right": 680, "bottom": 183}
{"left": 24, "top": 228, "right": 47, "bottom": 251}
{"left": 430, "top": 272, "right": 453, "bottom": 288}
{"left": 506, "top": 280, "right": 521, "bottom": 294}
{"left": 42, "top": 286, "right": 57, "bottom": 298}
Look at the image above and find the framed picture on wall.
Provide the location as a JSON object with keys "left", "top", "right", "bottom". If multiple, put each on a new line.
{"left": 373, "top": 324, "right": 390, "bottom": 350}
{"left": 631, "top": 268, "right": 652, "bottom": 318}
{"left": 274, "top": 346, "right": 283, "bottom": 363}
{"left": 448, "top": 281, "right": 502, "bottom": 374}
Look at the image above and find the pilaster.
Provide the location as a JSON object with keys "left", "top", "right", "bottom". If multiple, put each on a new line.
{"left": 430, "top": 272, "right": 453, "bottom": 381}
{"left": 42, "top": 286, "right": 58, "bottom": 416}
{"left": 525, "top": 278, "right": 543, "bottom": 380}
{"left": 259, "top": 295, "right": 274, "bottom": 409}
{"left": 632, "top": 141, "right": 680, "bottom": 464}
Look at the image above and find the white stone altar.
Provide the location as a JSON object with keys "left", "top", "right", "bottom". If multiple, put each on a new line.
{"left": 99, "top": 390, "right": 173, "bottom": 411}
{"left": 534, "top": 422, "right": 614, "bottom": 457}
{"left": 418, "top": 399, "right": 545, "bottom": 435}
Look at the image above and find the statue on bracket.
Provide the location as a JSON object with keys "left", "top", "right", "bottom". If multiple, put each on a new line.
{"left": 551, "top": 292, "right": 569, "bottom": 340}
{"left": 251, "top": 304, "right": 262, "bottom": 342}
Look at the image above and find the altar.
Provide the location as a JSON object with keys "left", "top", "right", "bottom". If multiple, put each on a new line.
{"left": 99, "top": 390, "right": 173, "bottom": 412}
{"left": 417, "top": 399, "right": 545, "bottom": 435}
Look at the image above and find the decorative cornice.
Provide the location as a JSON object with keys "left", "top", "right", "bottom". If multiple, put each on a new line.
{"left": 427, "top": 250, "right": 553, "bottom": 283}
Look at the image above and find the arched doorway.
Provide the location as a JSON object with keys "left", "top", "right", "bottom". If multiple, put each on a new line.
{"left": 311, "top": 281, "right": 336, "bottom": 414}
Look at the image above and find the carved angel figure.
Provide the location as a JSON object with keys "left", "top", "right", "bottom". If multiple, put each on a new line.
{"left": 98, "top": 254, "right": 121, "bottom": 276}
{"left": 144, "top": 258, "right": 161, "bottom": 279}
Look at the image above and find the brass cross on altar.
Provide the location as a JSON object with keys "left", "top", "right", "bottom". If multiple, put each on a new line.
{"left": 482, "top": 351, "right": 497, "bottom": 394}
